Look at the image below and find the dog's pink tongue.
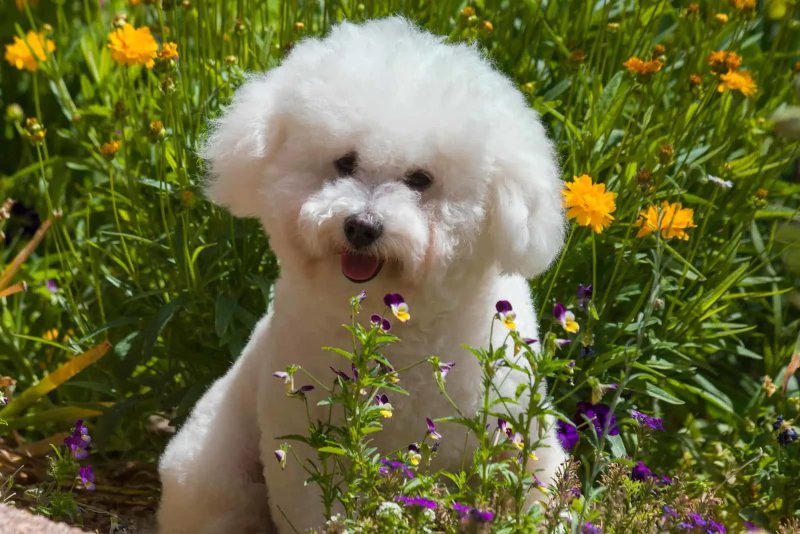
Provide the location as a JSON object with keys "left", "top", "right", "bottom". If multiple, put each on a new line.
{"left": 341, "top": 253, "right": 381, "bottom": 282}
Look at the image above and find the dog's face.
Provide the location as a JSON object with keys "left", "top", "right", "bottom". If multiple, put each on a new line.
{"left": 204, "top": 18, "right": 565, "bottom": 291}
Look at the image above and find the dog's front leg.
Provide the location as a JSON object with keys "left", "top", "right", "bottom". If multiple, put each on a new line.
{"left": 158, "top": 317, "right": 274, "bottom": 534}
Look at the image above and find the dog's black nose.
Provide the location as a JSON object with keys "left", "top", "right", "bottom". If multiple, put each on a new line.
{"left": 344, "top": 214, "right": 383, "bottom": 249}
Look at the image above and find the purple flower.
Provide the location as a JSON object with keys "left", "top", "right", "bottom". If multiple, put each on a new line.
{"left": 575, "top": 402, "right": 619, "bottom": 437}
{"left": 272, "top": 371, "right": 290, "bottom": 382}
{"left": 707, "top": 520, "right": 726, "bottom": 533}
{"left": 384, "top": 293, "right": 410, "bottom": 322}
{"left": 495, "top": 300, "right": 517, "bottom": 330}
{"left": 631, "top": 410, "right": 665, "bottom": 431}
{"left": 631, "top": 461, "right": 653, "bottom": 481}
{"left": 380, "top": 458, "right": 415, "bottom": 478}
{"left": 452, "top": 502, "right": 471, "bottom": 516}
{"left": 426, "top": 418, "right": 442, "bottom": 440}
{"left": 581, "top": 522, "right": 602, "bottom": 534}
{"left": 330, "top": 367, "right": 351, "bottom": 381}
{"left": 662, "top": 505, "right": 678, "bottom": 519}
{"left": 64, "top": 420, "right": 91, "bottom": 460}
{"left": 554, "top": 302, "right": 579, "bottom": 333}
{"left": 274, "top": 449, "right": 286, "bottom": 466}
{"left": 438, "top": 361, "right": 455, "bottom": 378}
{"left": 452, "top": 502, "right": 493, "bottom": 522}
{"left": 556, "top": 420, "right": 579, "bottom": 451}
{"left": 659, "top": 474, "right": 674, "bottom": 485}
{"left": 495, "top": 300, "right": 512, "bottom": 313}
{"left": 774, "top": 416, "right": 798, "bottom": 445}
{"left": 384, "top": 293, "right": 403, "bottom": 306}
{"left": 773, "top": 415, "right": 785, "bottom": 430}
{"left": 778, "top": 428, "right": 798, "bottom": 445}
{"left": 78, "top": 465, "right": 95, "bottom": 491}
{"left": 395, "top": 495, "right": 437, "bottom": 509}
{"left": 678, "top": 522, "right": 693, "bottom": 530}
{"left": 290, "top": 384, "right": 314, "bottom": 395}
{"left": 743, "top": 521, "right": 759, "bottom": 531}
{"left": 356, "top": 289, "right": 367, "bottom": 303}
{"left": 689, "top": 513, "right": 707, "bottom": 527}
{"left": 45, "top": 279, "right": 58, "bottom": 293}
{"left": 370, "top": 314, "right": 392, "bottom": 331}
{"left": 470, "top": 508, "right": 495, "bottom": 522}
{"left": 577, "top": 284, "right": 593, "bottom": 310}
{"left": 498, "top": 418, "right": 513, "bottom": 438}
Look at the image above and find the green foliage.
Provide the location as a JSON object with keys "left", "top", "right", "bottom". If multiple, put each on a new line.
{"left": 0, "top": 0, "right": 799, "bottom": 531}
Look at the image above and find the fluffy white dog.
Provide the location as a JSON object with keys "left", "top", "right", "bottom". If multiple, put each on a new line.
{"left": 158, "top": 17, "right": 566, "bottom": 533}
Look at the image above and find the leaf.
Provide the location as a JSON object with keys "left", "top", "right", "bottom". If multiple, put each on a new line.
{"left": 607, "top": 434, "right": 627, "bottom": 459}
{"left": 4, "top": 406, "right": 105, "bottom": 430}
{"left": 317, "top": 446, "right": 346, "bottom": 456}
{"left": 215, "top": 294, "right": 237, "bottom": 338}
{"left": 642, "top": 382, "right": 684, "bottom": 405}
{"left": 0, "top": 341, "right": 112, "bottom": 419}
{"left": 322, "top": 346, "right": 355, "bottom": 361}
{"left": 784, "top": 353, "right": 800, "bottom": 395}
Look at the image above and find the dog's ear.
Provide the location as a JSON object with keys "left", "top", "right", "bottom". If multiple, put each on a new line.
{"left": 488, "top": 106, "right": 565, "bottom": 278}
{"left": 202, "top": 73, "right": 285, "bottom": 218}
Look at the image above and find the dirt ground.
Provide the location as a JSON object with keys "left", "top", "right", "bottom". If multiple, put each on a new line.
{"left": 1, "top": 435, "right": 159, "bottom": 534}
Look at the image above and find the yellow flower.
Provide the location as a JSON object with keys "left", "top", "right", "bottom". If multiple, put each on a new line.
{"left": 623, "top": 56, "right": 663, "bottom": 76}
{"left": 379, "top": 408, "right": 393, "bottom": 419}
{"left": 108, "top": 24, "right": 158, "bottom": 68}
{"left": 730, "top": 0, "right": 756, "bottom": 11}
{"left": 714, "top": 13, "right": 729, "bottom": 24}
{"left": 159, "top": 41, "right": 179, "bottom": 60}
{"left": 717, "top": 70, "right": 757, "bottom": 96}
{"left": 708, "top": 50, "right": 742, "bottom": 72}
{"left": 562, "top": 175, "right": 617, "bottom": 234}
{"left": 100, "top": 140, "right": 121, "bottom": 159}
{"left": 4, "top": 31, "right": 55, "bottom": 72}
{"left": 409, "top": 452, "right": 421, "bottom": 466}
{"left": 43, "top": 328, "right": 59, "bottom": 341}
{"left": 636, "top": 201, "right": 697, "bottom": 241}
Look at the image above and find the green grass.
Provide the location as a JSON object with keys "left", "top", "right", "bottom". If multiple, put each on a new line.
{"left": 0, "top": 0, "right": 799, "bottom": 531}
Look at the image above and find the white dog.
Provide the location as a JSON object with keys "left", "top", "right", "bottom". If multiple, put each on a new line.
{"left": 158, "top": 17, "right": 566, "bottom": 533}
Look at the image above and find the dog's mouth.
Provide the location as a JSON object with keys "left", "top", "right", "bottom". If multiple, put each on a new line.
{"left": 340, "top": 252, "right": 384, "bottom": 283}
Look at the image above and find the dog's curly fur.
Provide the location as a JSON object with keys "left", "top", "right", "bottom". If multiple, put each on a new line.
{"left": 158, "top": 17, "right": 566, "bottom": 533}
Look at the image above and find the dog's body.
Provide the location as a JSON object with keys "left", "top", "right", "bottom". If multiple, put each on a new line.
{"left": 158, "top": 18, "right": 566, "bottom": 533}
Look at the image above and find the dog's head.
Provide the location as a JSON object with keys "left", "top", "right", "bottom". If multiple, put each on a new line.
{"left": 204, "top": 18, "right": 564, "bottom": 291}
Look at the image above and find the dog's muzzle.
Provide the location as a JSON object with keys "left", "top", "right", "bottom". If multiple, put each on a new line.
{"left": 341, "top": 213, "right": 384, "bottom": 283}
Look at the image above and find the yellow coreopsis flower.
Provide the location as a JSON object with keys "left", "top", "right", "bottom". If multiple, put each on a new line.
{"left": 4, "top": 31, "right": 55, "bottom": 72}
{"left": 636, "top": 201, "right": 697, "bottom": 241}
{"left": 100, "top": 140, "right": 121, "bottom": 159}
{"left": 717, "top": 70, "right": 758, "bottom": 96}
{"left": 708, "top": 50, "right": 742, "bottom": 72}
{"left": 159, "top": 41, "right": 179, "bottom": 60}
{"left": 623, "top": 56, "right": 663, "bottom": 76}
{"left": 562, "top": 175, "right": 617, "bottom": 233}
{"left": 108, "top": 24, "right": 158, "bottom": 68}
{"left": 730, "top": 0, "right": 756, "bottom": 11}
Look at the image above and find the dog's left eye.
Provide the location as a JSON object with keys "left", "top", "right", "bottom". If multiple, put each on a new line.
{"left": 334, "top": 152, "right": 358, "bottom": 176}
{"left": 404, "top": 170, "right": 433, "bottom": 191}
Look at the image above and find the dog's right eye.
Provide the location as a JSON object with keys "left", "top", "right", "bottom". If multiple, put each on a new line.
{"left": 334, "top": 152, "right": 358, "bottom": 175}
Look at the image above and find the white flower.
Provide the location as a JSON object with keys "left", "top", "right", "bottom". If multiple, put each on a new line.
{"left": 707, "top": 175, "right": 733, "bottom": 189}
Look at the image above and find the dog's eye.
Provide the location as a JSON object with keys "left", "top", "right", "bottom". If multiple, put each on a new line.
{"left": 334, "top": 152, "right": 358, "bottom": 176}
{"left": 404, "top": 170, "right": 433, "bottom": 191}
